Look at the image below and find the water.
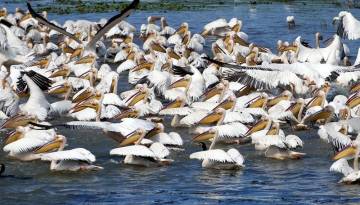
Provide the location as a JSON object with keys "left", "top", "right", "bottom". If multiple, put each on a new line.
{"left": 1, "top": 1, "right": 360, "bottom": 204}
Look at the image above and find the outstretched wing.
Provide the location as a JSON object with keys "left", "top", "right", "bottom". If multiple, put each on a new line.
{"left": 27, "top": 2, "right": 82, "bottom": 44}
{"left": 86, "top": 0, "right": 139, "bottom": 50}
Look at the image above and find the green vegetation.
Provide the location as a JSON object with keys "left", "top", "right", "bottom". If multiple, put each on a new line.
{"left": 24, "top": 0, "right": 354, "bottom": 14}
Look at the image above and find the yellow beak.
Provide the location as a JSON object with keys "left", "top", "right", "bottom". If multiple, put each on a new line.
{"left": 34, "top": 137, "right": 64, "bottom": 154}
{"left": 192, "top": 130, "right": 216, "bottom": 142}
{"left": 0, "top": 115, "right": 36, "bottom": 129}
{"left": 169, "top": 77, "right": 190, "bottom": 89}
{"left": 199, "top": 112, "right": 223, "bottom": 125}
{"left": 333, "top": 146, "right": 357, "bottom": 160}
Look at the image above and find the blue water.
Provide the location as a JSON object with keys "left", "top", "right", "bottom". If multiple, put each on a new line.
{"left": 1, "top": 1, "right": 360, "bottom": 205}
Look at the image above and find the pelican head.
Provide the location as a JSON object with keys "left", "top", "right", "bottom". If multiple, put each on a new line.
{"left": 192, "top": 128, "right": 217, "bottom": 142}
{"left": 119, "top": 128, "right": 146, "bottom": 147}
{"left": 346, "top": 92, "right": 360, "bottom": 109}
{"left": 49, "top": 66, "right": 70, "bottom": 78}
{"left": 199, "top": 108, "right": 225, "bottom": 125}
{"left": 0, "top": 114, "right": 37, "bottom": 130}
{"left": 245, "top": 118, "right": 271, "bottom": 136}
{"left": 70, "top": 99, "right": 100, "bottom": 114}
{"left": 126, "top": 87, "right": 148, "bottom": 106}
{"left": 169, "top": 75, "right": 191, "bottom": 89}
{"left": 267, "top": 90, "right": 292, "bottom": 107}
{"left": 213, "top": 95, "right": 236, "bottom": 111}
{"left": 161, "top": 97, "right": 186, "bottom": 110}
{"left": 34, "top": 135, "right": 66, "bottom": 154}
{"left": 146, "top": 123, "right": 164, "bottom": 139}
{"left": 246, "top": 93, "right": 268, "bottom": 108}
{"left": 3, "top": 126, "right": 28, "bottom": 145}
{"left": 112, "top": 107, "right": 139, "bottom": 120}
{"left": 72, "top": 87, "right": 95, "bottom": 103}
{"left": 201, "top": 83, "right": 225, "bottom": 101}
{"left": 333, "top": 144, "right": 357, "bottom": 161}
{"left": 48, "top": 82, "right": 72, "bottom": 96}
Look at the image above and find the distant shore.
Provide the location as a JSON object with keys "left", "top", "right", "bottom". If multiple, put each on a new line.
{"left": 3, "top": 0, "right": 359, "bottom": 14}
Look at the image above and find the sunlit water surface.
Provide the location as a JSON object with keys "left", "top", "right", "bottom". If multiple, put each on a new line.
{"left": 1, "top": 2, "right": 360, "bottom": 205}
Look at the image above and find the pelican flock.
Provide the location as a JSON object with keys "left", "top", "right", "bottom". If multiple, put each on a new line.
{"left": 0, "top": 0, "right": 359, "bottom": 185}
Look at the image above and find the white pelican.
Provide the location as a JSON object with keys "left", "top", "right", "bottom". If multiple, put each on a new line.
{"left": 286, "top": 16, "right": 295, "bottom": 28}
{"left": 110, "top": 128, "right": 173, "bottom": 167}
{"left": 190, "top": 128, "right": 245, "bottom": 169}
{"left": 336, "top": 11, "right": 360, "bottom": 40}
{"left": 40, "top": 146, "right": 103, "bottom": 171}
{"left": 331, "top": 134, "right": 360, "bottom": 184}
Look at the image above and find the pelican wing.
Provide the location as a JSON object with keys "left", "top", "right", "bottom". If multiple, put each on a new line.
{"left": 227, "top": 148, "right": 245, "bottom": 166}
{"left": 347, "top": 117, "right": 360, "bottom": 132}
{"left": 40, "top": 148, "right": 96, "bottom": 163}
{"left": 330, "top": 158, "right": 354, "bottom": 176}
{"left": 152, "top": 132, "right": 183, "bottom": 146}
{"left": 338, "top": 12, "right": 360, "bottom": 40}
{"left": 149, "top": 142, "right": 170, "bottom": 159}
{"left": 179, "top": 110, "right": 208, "bottom": 126}
{"left": 159, "top": 107, "right": 193, "bottom": 115}
{"left": 86, "top": 0, "right": 139, "bottom": 49}
{"left": 223, "top": 111, "right": 254, "bottom": 124}
{"left": 324, "top": 123, "right": 351, "bottom": 152}
{"left": 27, "top": 2, "right": 81, "bottom": 44}
{"left": 190, "top": 149, "right": 234, "bottom": 163}
{"left": 284, "top": 135, "right": 303, "bottom": 148}
{"left": 110, "top": 145, "right": 156, "bottom": 158}
{"left": 216, "top": 122, "right": 248, "bottom": 138}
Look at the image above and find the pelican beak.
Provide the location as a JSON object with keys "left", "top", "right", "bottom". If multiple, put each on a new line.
{"left": 70, "top": 100, "right": 99, "bottom": 113}
{"left": 126, "top": 90, "right": 147, "bottom": 106}
{"left": 176, "top": 24, "right": 187, "bottom": 35}
{"left": 346, "top": 94, "right": 360, "bottom": 109}
{"left": 70, "top": 47, "right": 83, "bottom": 60}
{"left": 169, "top": 77, "right": 190, "bottom": 89}
{"left": 233, "top": 35, "right": 249, "bottom": 47}
{"left": 199, "top": 111, "right": 223, "bottom": 125}
{"left": 132, "top": 62, "right": 153, "bottom": 72}
{"left": 0, "top": 115, "right": 36, "bottom": 130}
{"left": 3, "top": 130, "right": 23, "bottom": 145}
{"left": 49, "top": 66, "right": 70, "bottom": 78}
{"left": 246, "top": 95, "right": 267, "bottom": 108}
{"left": 286, "top": 102, "right": 302, "bottom": 117}
{"left": 213, "top": 98, "right": 235, "bottom": 111}
{"left": 161, "top": 98, "right": 183, "bottom": 110}
{"left": 119, "top": 130, "right": 144, "bottom": 147}
{"left": 192, "top": 130, "right": 216, "bottom": 142}
{"left": 34, "top": 136, "right": 64, "bottom": 154}
{"left": 201, "top": 85, "right": 224, "bottom": 101}
{"left": 306, "top": 95, "right": 323, "bottom": 109}
{"left": 75, "top": 55, "right": 95, "bottom": 65}
{"left": 267, "top": 96, "right": 289, "bottom": 107}
{"left": 72, "top": 89, "right": 93, "bottom": 103}
{"left": 333, "top": 146, "right": 357, "bottom": 160}
{"left": 167, "top": 50, "right": 181, "bottom": 60}
{"left": 232, "top": 23, "right": 240, "bottom": 32}
{"left": 48, "top": 84, "right": 70, "bottom": 95}
{"left": 112, "top": 108, "right": 139, "bottom": 120}
{"left": 350, "top": 83, "right": 360, "bottom": 94}
{"left": 236, "top": 85, "right": 254, "bottom": 97}
{"left": 303, "top": 107, "right": 333, "bottom": 124}
{"left": 339, "top": 108, "right": 349, "bottom": 120}
{"left": 245, "top": 119, "right": 269, "bottom": 136}
{"left": 200, "top": 29, "right": 209, "bottom": 37}
{"left": 150, "top": 42, "right": 166, "bottom": 53}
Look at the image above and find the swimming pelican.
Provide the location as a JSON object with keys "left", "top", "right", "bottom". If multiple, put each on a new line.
{"left": 110, "top": 128, "right": 173, "bottom": 167}
{"left": 286, "top": 16, "right": 295, "bottom": 28}
{"left": 331, "top": 134, "right": 360, "bottom": 184}
{"left": 190, "top": 128, "right": 245, "bottom": 169}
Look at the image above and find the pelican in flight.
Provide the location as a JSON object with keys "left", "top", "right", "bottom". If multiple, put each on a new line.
{"left": 27, "top": 0, "right": 139, "bottom": 58}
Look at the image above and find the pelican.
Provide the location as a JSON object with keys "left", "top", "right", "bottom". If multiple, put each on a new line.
{"left": 27, "top": 0, "right": 139, "bottom": 58}
{"left": 331, "top": 134, "right": 360, "bottom": 184}
{"left": 40, "top": 146, "right": 103, "bottom": 171}
{"left": 336, "top": 11, "right": 360, "bottom": 40}
{"left": 286, "top": 16, "right": 295, "bottom": 28}
{"left": 190, "top": 128, "right": 245, "bottom": 169}
{"left": 110, "top": 128, "right": 173, "bottom": 167}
